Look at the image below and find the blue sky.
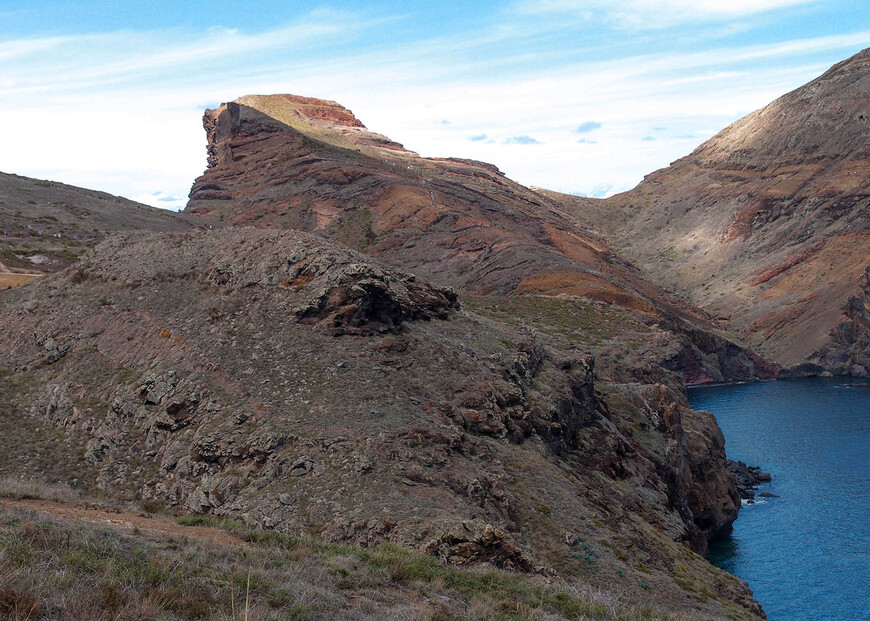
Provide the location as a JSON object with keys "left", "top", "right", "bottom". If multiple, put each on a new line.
{"left": 1, "top": 1, "right": 868, "bottom": 209}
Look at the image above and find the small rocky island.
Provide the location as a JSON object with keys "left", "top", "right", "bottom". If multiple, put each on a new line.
{"left": 729, "top": 460, "right": 773, "bottom": 501}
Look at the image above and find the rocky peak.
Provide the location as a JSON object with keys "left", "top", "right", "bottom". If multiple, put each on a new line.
{"left": 578, "top": 47, "right": 870, "bottom": 374}
{"left": 243, "top": 94, "right": 367, "bottom": 128}
{"left": 202, "top": 94, "right": 409, "bottom": 170}
{"left": 686, "top": 46, "right": 870, "bottom": 170}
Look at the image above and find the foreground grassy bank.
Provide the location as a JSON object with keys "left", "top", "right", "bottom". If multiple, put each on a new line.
{"left": 0, "top": 498, "right": 711, "bottom": 621}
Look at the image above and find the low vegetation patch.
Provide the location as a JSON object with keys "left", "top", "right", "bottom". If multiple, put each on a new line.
{"left": 0, "top": 505, "right": 695, "bottom": 620}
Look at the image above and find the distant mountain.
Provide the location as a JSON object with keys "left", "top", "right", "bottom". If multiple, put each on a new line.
{"left": 0, "top": 171, "right": 201, "bottom": 286}
{"left": 569, "top": 48, "right": 870, "bottom": 376}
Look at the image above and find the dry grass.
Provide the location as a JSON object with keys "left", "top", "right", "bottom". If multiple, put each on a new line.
{"left": 0, "top": 505, "right": 699, "bottom": 621}
{"left": 0, "top": 273, "right": 42, "bottom": 290}
{"left": 0, "top": 477, "right": 82, "bottom": 505}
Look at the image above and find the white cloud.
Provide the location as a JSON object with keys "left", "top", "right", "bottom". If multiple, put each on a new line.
{"left": 0, "top": 6, "right": 867, "bottom": 207}
{"left": 0, "top": 36, "right": 71, "bottom": 62}
{"left": 513, "top": 0, "right": 820, "bottom": 28}
{"left": 1, "top": 14, "right": 375, "bottom": 96}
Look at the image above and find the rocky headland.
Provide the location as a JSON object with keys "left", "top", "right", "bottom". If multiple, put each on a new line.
{"left": 10, "top": 50, "right": 869, "bottom": 620}
{"left": 0, "top": 224, "right": 765, "bottom": 618}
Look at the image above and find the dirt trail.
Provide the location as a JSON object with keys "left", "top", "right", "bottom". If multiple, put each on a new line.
{"left": 0, "top": 497, "right": 248, "bottom": 548}
{"left": 0, "top": 257, "right": 45, "bottom": 289}
{"left": 0, "top": 259, "right": 40, "bottom": 274}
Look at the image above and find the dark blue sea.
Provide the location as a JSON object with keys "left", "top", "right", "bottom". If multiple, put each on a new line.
{"left": 688, "top": 378, "right": 870, "bottom": 621}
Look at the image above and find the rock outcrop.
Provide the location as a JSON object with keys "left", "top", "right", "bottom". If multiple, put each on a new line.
{"left": 728, "top": 460, "right": 772, "bottom": 501}
{"left": 184, "top": 93, "right": 774, "bottom": 385}
{"left": 566, "top": 48, "right": 870, "bottom": 375}
{"left": 0, "top": 227, "right": 764, "bottom": 619}
{"left": 77, "top": 229, "right": 458, "bottom": 337}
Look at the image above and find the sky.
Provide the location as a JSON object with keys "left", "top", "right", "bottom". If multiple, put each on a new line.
{"left": 1, "top": 1, "right": 868, "bottom": 210}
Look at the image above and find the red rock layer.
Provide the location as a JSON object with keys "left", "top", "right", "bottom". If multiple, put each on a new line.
{"left": 185, "top": 95, "right": 774, "bottom": 383}
{"left": 576, "top": 48, "right": 870, "bottom": 374}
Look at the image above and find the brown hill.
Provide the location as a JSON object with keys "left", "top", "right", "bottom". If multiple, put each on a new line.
{"left": 0, "top": 89, "right": 790, "bottom": 618}
{"left": 185, "top": 94, "right": 774, "bottom": 385}
{"left": 186, "top": 95, "right": 675, "bottom": 302}
{"left": 0, "top": 170, "right": 203, "bottom": 291}
{"left": 0, "top": 228, "right": 763, "bottom": 619}
{"left": 568, "top": 49, "right": 870, "bottom": 376}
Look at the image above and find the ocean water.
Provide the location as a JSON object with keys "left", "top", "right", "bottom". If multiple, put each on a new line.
{"left": 688, "top": 378, "right": 870, "bottom": 621}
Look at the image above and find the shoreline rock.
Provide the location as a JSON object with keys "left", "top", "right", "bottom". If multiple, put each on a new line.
{"left": 728, "top": 459, "right": 771, "bottom": 500}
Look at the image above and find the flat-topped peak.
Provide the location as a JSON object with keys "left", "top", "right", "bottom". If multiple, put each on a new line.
{"left": 201, "top": 93, "right": 410, "bottom": 160}
{"left": 233, "top": 93, "right": 366, "bottom": 129}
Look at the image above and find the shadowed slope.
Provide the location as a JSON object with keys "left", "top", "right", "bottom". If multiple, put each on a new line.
{"left": 569, "top": 49, "right": 870, "bottom": 375}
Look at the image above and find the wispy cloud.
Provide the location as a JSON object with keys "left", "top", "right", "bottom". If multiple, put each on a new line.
{"left": 513, "top": 0, "right": 821, "bottom": 29}
{"left": 504, "top": 136, "right": 541, "bottom": 145}
{"left": 0, "top": 36, "right": 71, "bottom": 62}
{"left": 1, "top": 13, "right": 377, "bottom": 96}
{"left": 0, "top": 3, "right": 867, "bottom": 205}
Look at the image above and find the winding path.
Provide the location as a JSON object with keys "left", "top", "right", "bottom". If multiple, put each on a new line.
{"left": 0, "top": 497, "right": 248, "bottom": 548}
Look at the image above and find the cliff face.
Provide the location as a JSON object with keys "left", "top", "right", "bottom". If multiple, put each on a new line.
{"left": 0, "top": 228, "right": 763, "bottom": 618}
{"left": 570, "top": 49, "right": 870, "bottom": 375}
{"left": 185, "top": 94, "right": 774, "bottom": 385}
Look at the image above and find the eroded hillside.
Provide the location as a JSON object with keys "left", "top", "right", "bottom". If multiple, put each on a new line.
{"left": 567, "top": 49, "right": 870, "bottom": 375}
{"left": 0, "top": 171, "right": 202, "bottom": 288}
{"left": 0, "top": 228, "right": 763, "bottom": 619}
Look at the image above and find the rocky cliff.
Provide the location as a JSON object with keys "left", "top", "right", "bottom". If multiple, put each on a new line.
{"left": 0, "top": 228, "right": 763, "bottom": 619}
{"left": 567, "top": 48, "right": 870, "bottom": 376}
{"left": 185, "top": 94, "right": 774, "bottom": 386}
{"left": 3, "top": 42, "right": 865, "bottom": 621}
{"left": 0, "top": 83, "right": 796, "bottom": 618}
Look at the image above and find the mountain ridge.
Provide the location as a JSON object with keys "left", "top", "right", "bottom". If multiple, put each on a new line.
{"left": 566, "top": 47, "right": 870, "bottom": 376}
{"left": 15, "top": 51, "right": 870, "bottom": 619}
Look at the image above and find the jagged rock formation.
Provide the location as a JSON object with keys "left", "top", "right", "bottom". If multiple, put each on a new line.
{"left": 184, "top": 94, "right": 774, "bottom": 385}
{"left": 0, "top": 228, "right": 763, "bottom": 619}
{"left": 565, "top": 49, "right": 870, "bottom": 376}
{"left": 728, "top": 460, "right": 772, "bottom": 501}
